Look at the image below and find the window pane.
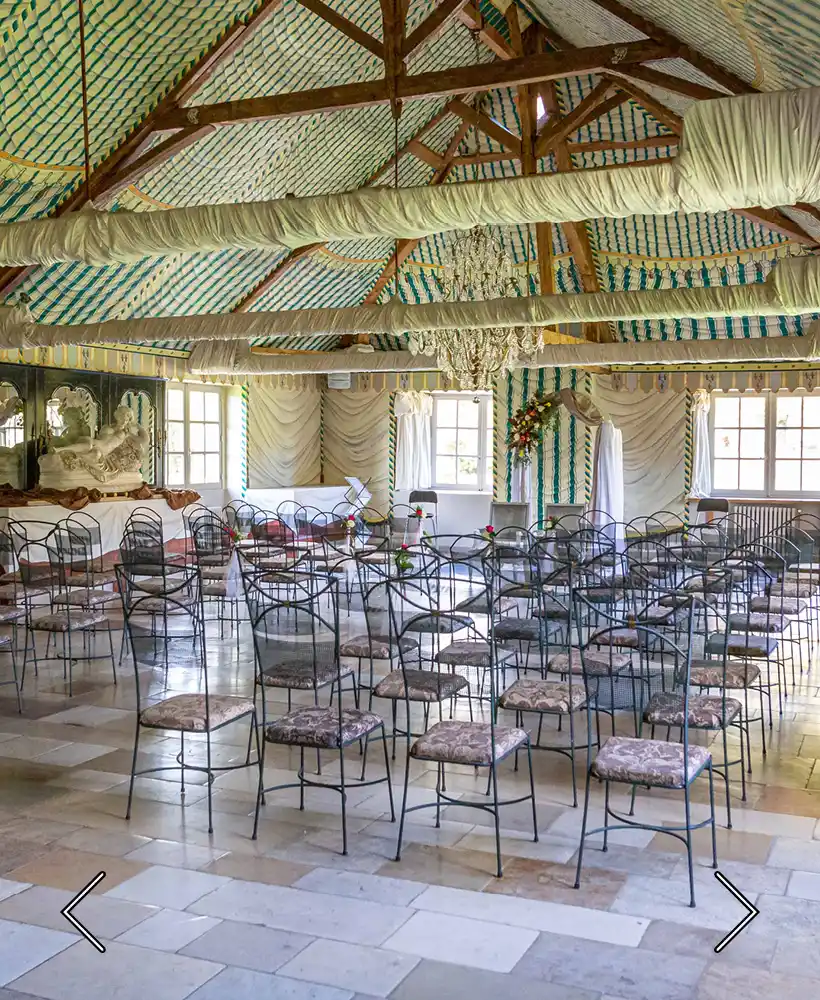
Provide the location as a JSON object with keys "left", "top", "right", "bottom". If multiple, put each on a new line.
{"left": 738, "top": 460, "right": 764, "bottom": 491}
{"left": 457, "top": 430, "right": 480, "bottom": 456}
{"left": 190, "top": 453, "right": 205, "bottom": 483}
{"left": 437, "top": 429, "right": 457, "bottom": 455}
{"left": 457, "top": 456, "right": 478, "bottom": 485}
{"left": 167, "top": 389, "right": 184, "bottom": 420}
{"left": 776, "top": 428, "right": 801, "bottom": 458}
{"left": 167, "top": 453, "right": 184, "bottom": 485}
{"left": 205, "top": 453, "right": 220, "bottom": 484}
{"left": 435, "top": 455, "right": 456, "bottom": 484}
{"left": 190, "top": 422, "right": 205, "bottom": 452}
{"left": 189, "top": 391, "right": 204, "bottom": 421}
{"left": 776, "top": 396, "right": 801, "bottom": 428}
{"left": 713, "top": 459, "right": 738, "bottom": 490}
{"left": 204, "top": 392, "right": 220, "bottom": 421}
{"left": 802, "top": 462, "right": 820, "bottom": 491}
{"left": 436, "top": 399, "right": 457, "bottom": 427}
{"left": 739, "top": 429, "right": 765, "bottom": 458}
{"left": 458, "top": 398, "right": 479, "bottom": 428}
{"left": 775, "top": 460, "right": 801, "bottom": 491}
{"left": 804, "top": 397, "right": 820, "bottom": 427}
{"left": 804, "top": 429, "right": 820, "bottom": 459}
{"left": 714, "top": 429, "right": 739, "bottom": 458}
{"left": 167, "top": 421, "right": 184, "bottom": 452}
{"left": 713, "top": 396, "right": 739, "bottom": 427}
{"left": 739, "top": 396, "right": 765, "bottom": 427}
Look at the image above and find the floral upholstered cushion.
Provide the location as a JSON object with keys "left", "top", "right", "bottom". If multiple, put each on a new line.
{"left": 778, "top": 581, "right": 818, "bottom": 598}
{"left": 203, "top": 581, "right": 228, "bottom": 598}
{"left": 501, "top": 583, "right": 536, "bottom": 598}
{"left": 548, "top": 649, "right": 632, "bottom": 676}
{"left": 435, "top": 640, "right": 515, "bottom": 668}
{"left": 198, "top": 565, "right": 228, "bottom": 581}
{"left": 533, "top": 598, "right": 571, "bottom": 620}
{"left": 53, "top": 588, "right": 119, "bottom": 608}
{"left": 590, "top": 628, "right": 642, "bottom": 648}
{"left": 455, "top": 593, "right": 515, "bottom": 615}
{"left": 493, "top": 617, "right": 552, "bottom": 641}
{"left": 131, "top": 592, "right": 197, "bottom": 613}
{"left": 658, "top": 592, "right": 717, "bottom": 608}
{"left": 0, "top": 633, "right": 12, "bottom": 649}
{"left": 644, "top": 691, "right": 741, "bottom": 729}
{"left": 706, "top": 632, "right": 778, "bottom": 658}
{"left": 727, "top": 612, "right": 788, "bottom": 634}
{"left": 498, "top": 678, "right": 586, "bottom": 713}
{"left": 638, "top": 605, "right": 683, "bottom": 625}
{"left": 0, "top": 606, "right": 26, "bottom": 624}
{"left": 71, "top": 569, "right": 118, "bottom": 586}
{"left": 750, "top": 596, "right": 806, "bottom": 615}
{"left": 374, "top": 669, "right": 468, "bottom": 702}
{"left": 265, "top": 706, "right": 382, "bottom": 749}
{"left": 132, "top": 577, "right": 186, "bottom": 595}
{"left": 406, "top": 613, "right": 474, "bottom": 634}
{"left": 141, "top": 693, "right": 254, "bottom": 732}
{"left": 261, "top": 660, "right": 350, "bottom": 689}
{"left": 198, "top": 555, "right": 231, "bottom": 567}
{"left": 0, "top": 584, "right": 47, "bottom": 600}
{"left": 339, "top": 634, "right": 419, "bottom": 659}
{"left": 591, "top": 735, "right": 711, "bottom": 788}
{"left": 690, "top": 660, "right": 760, "bottom": 689}
{"left": 583, "top": 588, "right": 624, "bottom": 603}
{"left": 409, "top": 719, "right": 528, "bottom": 766}
{"left": 30, "top": 610, "right": 108, "bottom": 631}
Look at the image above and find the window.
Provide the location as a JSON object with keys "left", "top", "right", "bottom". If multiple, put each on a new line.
{"left": 432, "top": 392, "right": 493, "bottom": 492}
{"left": 166, "top": 385, "right": 223, "bottom": 488}
{"left": 711, "top": 391, "right": 820, "bottom": 497}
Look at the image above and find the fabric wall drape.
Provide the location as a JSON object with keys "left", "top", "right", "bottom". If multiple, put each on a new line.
{"left": 690, "top": 390, "right": 713, "bottom": 498}
{"left": 322, "top": 388, "right": 390, "bottom": 511}
{"left": 593, "top": 377, "right": 687, "bottom": 521}
{"left": 394, "top": 391, "right": 432, "bottom": 491}
{"left": 247, "top": 382, "right": 321, "bottom": 489}
{"left": 589, "top": 421, "right": 625, "bottom": 548}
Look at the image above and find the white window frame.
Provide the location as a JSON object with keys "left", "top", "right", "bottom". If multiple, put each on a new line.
{"left": 165, "top": 383, "right": 225, "bottom": 490}
{"left": 431, "top": 391, "right": 493, "bottom": 493}
{"left": 710, "top": 389, "right": 820, "bottom": 499}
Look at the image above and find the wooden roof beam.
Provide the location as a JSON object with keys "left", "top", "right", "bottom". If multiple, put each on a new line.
{"left": 232, "top": 243, "right": 324, "bottom": 313}
{"left": 156, "top": 41, "right": 670, "bottom": 127}
{"left": 297, "top": 0, "right": 384, "bottom": 58}
{"left": 446, "top": 98, "right": 523, "bottom": 155}
{"left": 608, "top": 64, "right": 729, "bottom": 102}
{"left": 407, "top": 140, "right": 445, "bottom": 168}
{"left": 456, "top": 2, "right": 517, "bottom": 60}
{"left": 404, "top": 0, "right": 470, "bottom": 58}
{"left": 534, "top": 80, "right": 626, "bottom": 159}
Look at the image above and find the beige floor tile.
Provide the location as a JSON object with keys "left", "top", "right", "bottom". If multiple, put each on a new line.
{"left": 647, "top": 825, "right": 774, "bottom": 863}
{"left": 375, "top": 844, "right": 495, "bottom": 891}
{"left": 200, "top": 853, "right": 314, "bottom": 886}
{"left": 6, "top": 848, "right": 148, "bottom": 892}
{"left": 483, "top": 856, "right": 625, "bottom": 909}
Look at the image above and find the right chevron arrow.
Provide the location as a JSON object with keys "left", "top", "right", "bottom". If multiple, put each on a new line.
{"left": 713, "top": 871, "right": 760, "bottom": 953}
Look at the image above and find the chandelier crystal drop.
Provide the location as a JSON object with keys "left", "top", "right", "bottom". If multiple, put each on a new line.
{"left": 407, "top": 226, "right": 543, "bottom": 390}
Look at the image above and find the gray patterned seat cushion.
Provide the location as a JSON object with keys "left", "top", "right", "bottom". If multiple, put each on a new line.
{"left": 0, "top": 584, "right": 48, "bottom": 600}
{"left": 198, "top": 565, "right": 228, "bottom": 581}
{"left": 131, "top": 576, "right": 186, "bottom": 595}
{"left": 141, "top": 693, "right": 254, "bottom": 732}
{"left": 455, "top": 593, "right": 515, "bottom": 615}
{"left": 749, "top": 596, "right": 806, "bottom": 615}
{"left": 644, "top": 691, "right": 741, "bottom": 729}
{"left": 339, "top": 634, "right": 419, "bottom": 659}
{"left": 583, "top": 588, "right": 624, "bottom": 603}
{"left": 374, "top": 669, "right": 468, "bottom": 702}
{"left": 590, "top": 628, "right": 642, "bottom": 648}
{"left": 133, "top": 594, "right": 197, "bottom": 613}
{"left": 410, "top": 719, "right": 528, "bottom": 766}
{"left": 265, "top": 706, "right": 382, "bottom": 748}
{"left": 0, "top": 633, "right": 12, "bottom": 649}
{"left": 53, "top": 588, "right": 119, "bottom": 608}
{"left": 493, "top": 617, "right": 554, "bottom": 641}
{"left": 777, "top": 581, "right": 818, "bottom": 598}
{"left": 69, "top": 569, "right": 119, "bottom": 587}
{"left": 548, "top": 649, "right": 632, "bottom": 676}
{"left": 435, "top": 640, "right": 515, "bottom": 668}
{"left": 29, "top": 610, "right": 108, "bottom": 631}
{"left": 260, "top": 660, "right": 351, "bottom": 689}
{"left": 198, "top": 555, "right": 231, "bottom": 567}
{"left": 658, "top": 592, "right": 718, "bottom": 608}
{"left": 499, "top": 678, "right": 586, "bottom": 713}
{"left": 406, "top": 613, "right": 474, "bottom": 634}
{"left": 0, "top": 606, "right": 26, "bottom": 624}
{"left": 690, "top": 660, "right": 761, "bottom": 688}
{"left": 638, "top": 605, "right": 683, "bottom": 625}
{"left": 591, "top": 735, "right": 711, "bottom": 788}
{"left": 533, "top": 598, "right": 570, "bottom": 620}
{"left": 202, "top": 581, "right": 228, "bottom": 598}
{"left": 706, "top": 632, "right": 778, "bottom": 658}
{"left": 727, "top": 612, "right": 788, "bottom": 634}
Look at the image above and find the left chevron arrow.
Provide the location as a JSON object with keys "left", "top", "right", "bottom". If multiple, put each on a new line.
{"left": 60, "top": 872, "right": 106, "bottom": 953}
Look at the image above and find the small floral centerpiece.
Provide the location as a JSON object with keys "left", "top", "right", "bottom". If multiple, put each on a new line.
{"left": 414, "top": 506, "right": 425, "bottom": 518}
{"left": 229, "top": 528, "right": 246, "bottom": 544}
{"left": 344, "top": 513, "right": 357, "bottom": 534}
{"left": 481, "top": 524, "right": 496, "bottom": 541}
{"left": 507, "top": 392, "right": 559, "bottom": 465}
{"left": 394, "top": 543, "right": 414, "bottom": 573}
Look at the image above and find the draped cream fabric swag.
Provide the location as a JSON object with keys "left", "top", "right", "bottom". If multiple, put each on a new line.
{"left": 322, "top": 388, "right": 390, "bottom": 511}
{"left": 247, "top": 381, "right": 321, "bottom": 489}
{"left": 0, "top": 88, "right": 819, "bottom": 265}
{"left": 394, "top": 391, "right": 432, "bottom": 492}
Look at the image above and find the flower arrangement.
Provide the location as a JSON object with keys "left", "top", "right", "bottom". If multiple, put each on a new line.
{"left": 394, "top": 543, "right": 414, "bottom": 573}
{"left": 481, "top": 524, "right": 496, "bottom": 541}
{"left": 414, "top": 506, "right": 425, "bottom": 518}
{"left": 507, "top": 392, "right": 559, "bottom": 465}
{"left": 344, "top": 514, "right": 357, "bottom": 533}
{"left": 229, "top": 528, "right": 246, "bottom": 544}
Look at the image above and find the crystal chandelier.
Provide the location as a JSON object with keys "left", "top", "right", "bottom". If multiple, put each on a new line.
{"left": 407, "top": 226, "right": 543, "bottom": 390}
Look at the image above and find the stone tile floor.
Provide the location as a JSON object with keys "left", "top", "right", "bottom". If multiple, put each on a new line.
{"left": 1, "top": 615, "right": 820, "bottom": 999}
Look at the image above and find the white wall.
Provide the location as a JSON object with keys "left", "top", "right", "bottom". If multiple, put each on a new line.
{"left": 394, "top": 488, "right": 492, "bottom": 536}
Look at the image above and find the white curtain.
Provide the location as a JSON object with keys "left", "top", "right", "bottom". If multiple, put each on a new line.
{"left": 690, "top": 389, "right": 713, "bottom": 498}
{"left": 589, "top": 421, "right": 625, "bottom": 549}
{"left": 394, "top": 391, "right": 432, "bottom": 491}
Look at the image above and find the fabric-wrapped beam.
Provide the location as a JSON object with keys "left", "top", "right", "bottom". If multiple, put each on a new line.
{"left": 0, "top": 88, "right": 818, "bottom": 265}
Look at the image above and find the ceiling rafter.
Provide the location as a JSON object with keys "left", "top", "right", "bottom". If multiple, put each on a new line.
{"left": 446, "top": 98, "right": 523, "bottom": 155}
{"left": 534, "top": 79, "right": 626, "bottom": 159}
{"left": 455, "top": 2, "right": 516, "bottom": 60}
{"left": 403, "top": 0, "right": 469, "bottom": 59}
{"left": 0, "top": 0, "right": 286, "bottom": 300}
{"left": 156, "top": 41, "right": 671, "bottom": 128}
{"left": 296, "top": 0, "right": 384, "bottom": 59}
{"left": 607, "top": 63, "right": 729, "bottom": 102}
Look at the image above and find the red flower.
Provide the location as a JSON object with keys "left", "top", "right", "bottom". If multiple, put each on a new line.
{"left": 400, "top": 543, "right": 409, "bottom": 550}
{"left": 485, "top": 524, "right": 495, "bottom": 534}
